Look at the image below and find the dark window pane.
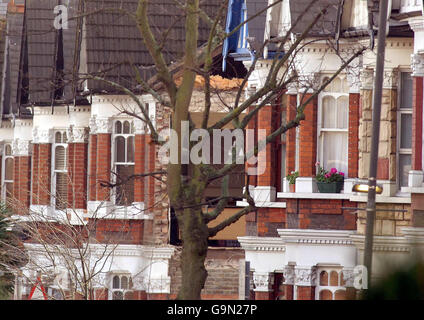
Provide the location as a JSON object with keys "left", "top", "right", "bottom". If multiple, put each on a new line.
{"left": 112, "top": 276, "right": 120, "bottom": 289}
{"left": 115, "top": 121, "right": 122, "bottom": 134}
{"left": 115, "top": 137, "right": 126, "bottom": 162}
{"left": 400, "top": 113, "right": 412, "bottom": 149}
{"left": 5, "top": 158, "right": 13, "bottom": 180}
{"left": 127, "top": 136, "right": 134, "bottom": 163}
{"left": 123, "top": 121, "right": 130, "bottom": 134}
{"left": 121, "top": 276, "right": 128, "bottom": 289}
{"left": 55, "top": 132, "right": 62, "bottom": 143}
{"left": 401, "top": 72, "right": 412, "bottom": 108}
{"left": 5, "top": 145, "right": 11, "bottom": 156}
{"left": 116, "top": 165, "right": 134, "bottom": 206}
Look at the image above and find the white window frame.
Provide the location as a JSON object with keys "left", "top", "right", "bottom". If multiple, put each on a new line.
{"left": 397, "top": 71, "right": 413, "bottom": 190}
{"left": 317, "top": 75, "right": 349, "bottom": 176}
{"left": 1, "top": 143, "right": 13, "bottom": 202}
{"left": 51, "top": 130, "right": 68, "bottom": 210}
{"left": 315, "top": 267, "right": 346, "bottom": 300}
{"left": 108, "top": 273, "right": 132, "bottom": 300}
{"left": 111, "top": 119, "right": 135, "bottom": 207}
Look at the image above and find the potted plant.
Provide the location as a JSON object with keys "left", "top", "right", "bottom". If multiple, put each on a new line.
{"left": 315, "top": 162, "right": 344, "bottom": 193}
{"left": 286, "top": 171, "right": 299, "bottom": 193}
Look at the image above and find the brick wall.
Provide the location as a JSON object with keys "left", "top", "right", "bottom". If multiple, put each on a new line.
{"left": 348, "top": 93, "right": 360, "bottom": 178}
{"left": 257, "top": 208, "right": 286, "bottom": 237}
{"left": 88, "top": 134, "right": 97, "bottom": 201}
{"left": 356, "top": 203, "right": 412, "bottom": 236}
{"left": 89, "top": 219, "right": 143, "bottom": 244}
{"left": 169, "top": 248, "right": 244, "bottom": 299}
{"left": 285, "top": 94, "right": 297, "bottom": 176}
{"left": 95, "top": 134, "right": 111, "bottom": 201}
{"left": 13, "top": 156, "right": 31, "bottom": 211}
{"left": 67, "top": 143, "right": 88, "bottom": 209}
{"left": 412, "top": 76, "right": 423, "bottom": 171}
{"left": 299, "top": 94, "right": 317, "bottom": 177}
{"left": 31, "top": 144, "right": 51, "bottom": 205}
{"left": 285, "top": 199, "right": 356, "bottom": 230}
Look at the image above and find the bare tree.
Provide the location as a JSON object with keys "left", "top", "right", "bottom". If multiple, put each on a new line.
{"left": 109, "top": 0, "right": 366, "bottom": 299}
{"left": 2, "top": 0, "right": 368, "bottom": 300}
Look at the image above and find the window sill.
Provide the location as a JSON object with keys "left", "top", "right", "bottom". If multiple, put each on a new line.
{"left": 236, "top": 200, "right": 286, "bottom": 208}
{"left": 277, "top": 192, "right": 351, "bottom": 200}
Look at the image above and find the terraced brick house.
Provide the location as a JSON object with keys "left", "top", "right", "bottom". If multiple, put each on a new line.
{"left": 230, "top": 0, "right": 424, "bottom": 300}
{"left": 3, "top": 0, "right": 424, "bottom": 301}
{"left": 0, "top": 0, "right": 248, "bottom": 300}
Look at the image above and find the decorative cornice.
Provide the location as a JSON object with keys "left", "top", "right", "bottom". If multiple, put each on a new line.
{"left": 237, "top": 236, "right": 286, "bottom": 252}
{"left": 360, "top": 68, "right": 374, "bottom": 90}
{"left": 142, "top": 246, "right": 175, "bottom": 260}
{"left": 350, "top": 234, "right": 411, "bottom": 252}
{"left": 32, "top": 127, "right": 53, "bottom": 144}
{"left": 253, "top": 272, "right": 274, "bottom": 292}
{"left": 89, "top": 116, "right": 114, "bottom": 134}
{"left": 342, "top": 268, "right": 355, "bottom": 288}
{"left": 11, "top": 139, "right": 31, "bottom": 156}
{"left": 383, "top": 69, "right": 399, "bottom": 89}
{"left": 408, "top": 17, "right": 424, "bottom": 33}
{"left": 411, "top": 53, "right": 424, "bottom": 77}
{"left": 294, "top": 266, "right": 317, "bottom": 286}
{"left": 68, "top": 126, "right": 89, "bottom": 143}
{"left": 283, "top": 265, "right": 295, "bottom": 285}
{"left": 278, "top": 229, "right": 355, "bottom": 245}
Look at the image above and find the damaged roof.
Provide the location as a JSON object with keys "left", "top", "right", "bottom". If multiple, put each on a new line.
{"left": 1, "top": 0, "right": 225, "bottom": 116}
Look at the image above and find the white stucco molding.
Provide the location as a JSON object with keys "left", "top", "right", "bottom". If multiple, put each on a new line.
{"left": 294, "top": 266, "right": 317, "bottom": 287}
{"left": 67, "top": 126, "right": 89, "bottom": 143}
{"left": 87, "top": 201, "right": 151, "bottom": 220}
{"left": 411, "top": 52, "right": 424, "bottom": 77}
{"left": 142, "top": 246, "right": 175, "bottom": 260}
{"left": 360, "top": 67, "right": 374, "bottom": 90}
{"left": 11, "top": 139, "right": 31, "bottom": 156}
{"left": 95, "top": 117, "right": 113, "bottom": 134}
{"left": 237, "top": 236, "right": 285, "bottom": 252}
{"left": 32, "top": 127, "right": 53, "bottom": 144}
{"left": 253, "top": 272, "right": 274, "bottom": 292}
{"left": 401, "top": 227, "right": 424, "bottom": 245}
{"left": 283, "top": 263, "right": 296, "bottom": 285}
{"left": 278, "top": 229, "right": 355, "bottom": 245}
{"left": 350, "top": 234, "right": 411, "bottom": 253}
{"left": 383, "top": 68, "right": 399, "bottom": 89}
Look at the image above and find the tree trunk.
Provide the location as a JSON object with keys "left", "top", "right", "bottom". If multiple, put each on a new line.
{"left": 177, "top": 208, "right": 209, "bottom": 300}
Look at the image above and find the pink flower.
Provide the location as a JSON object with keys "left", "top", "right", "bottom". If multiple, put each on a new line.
{"left": 339, "top": 172, "right": 345, "bottom": 176}
{"left": 330, "top": 168, "right": 337, "bottom": 174}
{"left": 325, "top": 173, "right": 330, "bottom": 178}
{"left": 315, "top": 161, "right": 320, "bottom": 166}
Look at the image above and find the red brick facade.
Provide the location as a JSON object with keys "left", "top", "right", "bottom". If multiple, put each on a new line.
{"left": 298, "top": 94, "right": 318, "bottom": 177}
{"left": 412, "top": 76, "right": 423, "bottom": 171}
{"left": 67, "top": 143, "right": 89, "bottom": 209}
{"left": 31, "top": 144, "right": 52, "bottom": 205}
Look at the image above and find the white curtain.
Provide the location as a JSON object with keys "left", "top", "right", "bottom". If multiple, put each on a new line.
{"left": 321, "top": 94, "right": 349, "bottom": 174}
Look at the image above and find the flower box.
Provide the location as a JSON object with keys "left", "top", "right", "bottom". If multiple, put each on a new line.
{"left": 316, "top": 181, "right": 344, "bottom": 193}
